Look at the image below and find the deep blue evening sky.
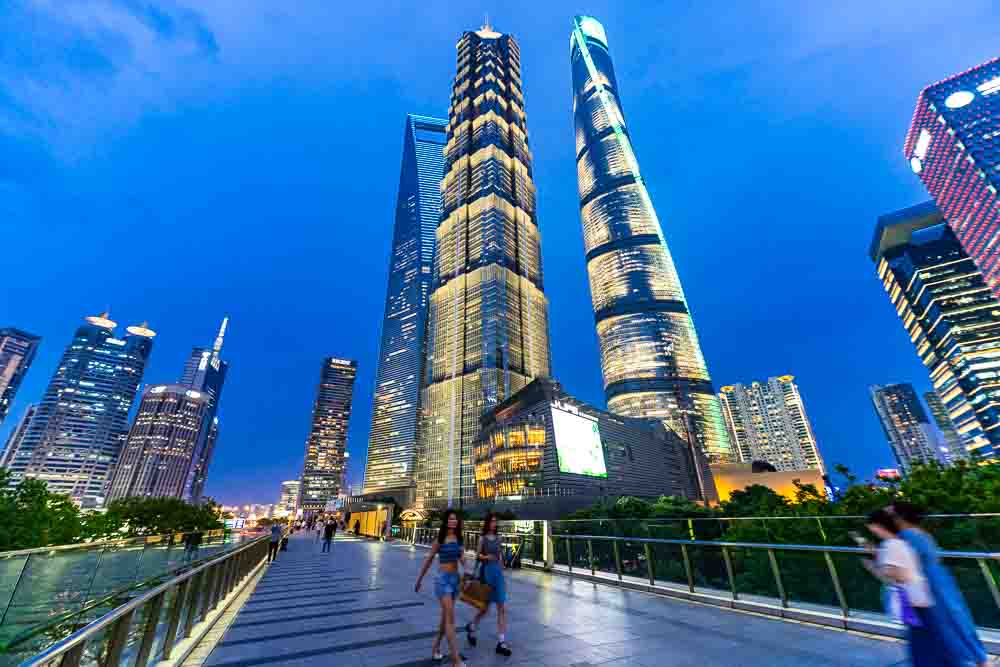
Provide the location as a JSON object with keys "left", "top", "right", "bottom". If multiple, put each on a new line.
{"left": 3, "top": 1, "right": 998, "bottom": 504}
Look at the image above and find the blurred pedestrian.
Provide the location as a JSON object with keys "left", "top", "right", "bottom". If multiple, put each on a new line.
{"left": 322, "top": 520, "right": 336, "bottom": 553}
{"left": 891, "top": 502, "right": 989, "bottom": 667}
{"left": 861, "top": 510, "right": 953, "bottom": 666}
{"left": 268, "top": 523, "right": 282, "bottom": 562}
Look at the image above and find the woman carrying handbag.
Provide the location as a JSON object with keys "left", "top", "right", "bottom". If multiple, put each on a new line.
{"left": 465, "top": 512, "right": 512, "bottom": 657}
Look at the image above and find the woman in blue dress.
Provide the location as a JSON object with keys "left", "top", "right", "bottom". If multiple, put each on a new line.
{"left": 465, "top": 512, "right": 512, "bottom": 656}
{"left": 891, "top": 501, "right": 990, "bottom": 667}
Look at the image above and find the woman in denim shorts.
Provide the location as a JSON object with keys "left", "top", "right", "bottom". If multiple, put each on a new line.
{"left": 465, "top": 512, "right": 512, "bottom": 656}
{"left": 416, "top": 509, "right": 467, "bottom": 667}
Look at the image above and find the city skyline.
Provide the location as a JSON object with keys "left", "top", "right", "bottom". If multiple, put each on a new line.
{"left": 3, "top": 3, "right": 998, "bottom": 504}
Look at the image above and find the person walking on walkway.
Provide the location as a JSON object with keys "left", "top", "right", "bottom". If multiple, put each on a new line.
{"left": 465, "top": 512, "right": 512, "bottom": 656}
{"left": 890, "top": 501, "right": 990, "bottom": 667}
{"left": 267, "top": 523, "right": 282, "bottom": 563}
{"left": 415, "top": 509, "right": 467, "bottom": 667}
{"left": 862, "top": 509, "right": 955, "bottom": 666}
{"left": 315, "top": 520, "right": 323, "bottom": 543}
{"left": 322, "top": 519, "right": 337, "bottom": 553}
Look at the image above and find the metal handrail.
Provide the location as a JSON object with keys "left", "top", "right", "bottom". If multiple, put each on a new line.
{"left": 17, "top": 534, "right": 270, "bottom": 667}
{"left": 0, "top": 528, "right": 228, "bottom": 559}
{"left": 551, "top": 533, "right": 1000, "bottom": 560}
{"left": 549, "top": 513, "right": 1000, "bottom": 523}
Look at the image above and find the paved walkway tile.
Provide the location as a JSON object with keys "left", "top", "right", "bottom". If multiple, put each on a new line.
{"left": 200, "top": 533, "right": 906, "bottom": 666}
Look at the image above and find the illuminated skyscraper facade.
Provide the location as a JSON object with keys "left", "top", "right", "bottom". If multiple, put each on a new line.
{"left": 718, "top": 375, "right": 825, "bottom": 473}
{"left": 417, "top": 24, "right": 552, "bottom": 509}
{"left": 4, "top": 314, "right": 155, "bottom": 507}
{"left": 871, "top": 202, "right": 1000, "bottom": 460}
{"left": 107, "top": 384, "right": 211, "bottom": 501}
{"left": 300, "top": 358, "right": 357, "bottom": 513}
{"left": 108, "top": 319, "right": 229, "bottom": 502}
{"left": 0, "top": 328, "right": 41, "bottom": 427}
{"left": 924, "top": 390, "right": 965, "bottom": 464}
{"left": 364, "top": 115, "right": 447, "bottom": 499}
{"left": 905, "top": 59, "right": 1000, "bottom": 298}
{"left": 870, "top": 383, "right": 941, "bottom": 471}
{"left": 569, "top": 16, "right": 731, "bottom": 462}
{"left": 0, "top": 404, "right": 35, "bottom": 468}
{"left": 278, "top": 479, "right": 300, "bottom": 517}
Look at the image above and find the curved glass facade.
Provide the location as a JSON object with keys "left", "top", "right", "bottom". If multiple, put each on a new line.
{"left": 570, "top": 16, "right": 732, "bottom": 462}
{"left": 417, "top": 26, "right": 552, "bottom": 509}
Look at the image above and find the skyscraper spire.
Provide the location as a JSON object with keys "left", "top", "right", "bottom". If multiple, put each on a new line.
{"left": 212, "top": 316, "right": 228, "bottom": 357}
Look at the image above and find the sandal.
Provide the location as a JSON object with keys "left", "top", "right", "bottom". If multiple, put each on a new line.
{"left": 465, "top": 623, "right": 478, "bottom": 646}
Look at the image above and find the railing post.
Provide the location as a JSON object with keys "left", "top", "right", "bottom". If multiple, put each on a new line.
{"left": 133, "top": 593, "right": 165, "bottom": 667}
{"left": 161, "top": 580, "right": 189, "bottom": 659}
{"left": 103, "top": 608, "right": 135, "bottom": 666}
{"left": 721, "top": 546, "right": 738, "bottom": 600}
{"left": 824, "top": 552, "right": 849, "bottom": 618}
{"left": 680, "top": 544, "right": 694, "bottom": 593}
{"left": 0, "top": 554, "right": 30, "bottom": 628}
{"left": 182, "top": 573, "right": 203, "bottom": 638}
{"left": 587, "top": 540, "right": 595, "bottom": 576}
{"left": 977, "top": 558, "right": 1000, "bottom": 611}
{"left": 58, "top": 641, "right": 85, "bottom": 667}
{"left": 612, "top": 540, "right": 623, "bottom": 581}
{"left": 643, "top": 543, "right": 655, "bottom": 585}
{"left": 767, "top": 549, "right": 788, "bottom": 608}
{"left": 566, "top": 539, "right": 573, "bottom": 573}
{"left": 543, "top": 521, "right": 554, "bottom": 571}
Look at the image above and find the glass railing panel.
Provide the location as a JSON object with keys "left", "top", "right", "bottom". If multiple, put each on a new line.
{"left": 947, "top": 557, "right": 1000, "bottom": 629}
{"left": 772, "top": 549, "right": 841, "bottom": 610}
{"left": 647, "top": 542, "right": 689, "bottom": 587}
{"left": 835, "top": 552, "right": 882, "bottom": 615}
{"left": 617, "top": 540, "right": 645, "bottom": 579}
{"left": 729, "top": 546, "right": 780, "bottom": 602}
{"left": 685, "top": 544, "right": 729, "bottom": 593}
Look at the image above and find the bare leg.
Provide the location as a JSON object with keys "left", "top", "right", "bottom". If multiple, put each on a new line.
{"left": 432, "top": 605, "right": 445, "bottom": 656}
{"left": 442, "top": 596, "right": 461, "bottom": 665}
{"left": 496, "top": 602, "right": 507, "bottom": 637}
{"left": 471, "top": 603, "right": 489, "bottom": 630}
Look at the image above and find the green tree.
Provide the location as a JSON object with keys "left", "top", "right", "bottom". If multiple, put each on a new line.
{"left": 84, "top": 496, "right": 223, "bottom": 539}
{"left": 0, "top": 469, "right": 84, "bottom": 550}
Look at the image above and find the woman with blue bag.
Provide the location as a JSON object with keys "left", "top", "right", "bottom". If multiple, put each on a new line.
{"left": 465, "top": 512, "right": 512, "bottom": 657}
{"left": 862, "top": 509, "right": 958, "bottom": 666}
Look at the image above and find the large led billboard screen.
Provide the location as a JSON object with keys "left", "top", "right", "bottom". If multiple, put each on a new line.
{"left": 551, "top": 407, "right": 607, "bottom": 477}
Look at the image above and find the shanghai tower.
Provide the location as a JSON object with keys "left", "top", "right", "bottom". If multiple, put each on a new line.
{"left": 570, "top": 16, "right": 731, "bottom": 462}
{"left": 417, "top": 22, "right": 552, "bottom": 509}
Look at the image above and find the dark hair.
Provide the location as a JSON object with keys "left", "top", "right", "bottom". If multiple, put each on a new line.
{"left": 891, "top": 501, "right": 925, "bottom": 525}
{"left": 867, "top": 509, "right": 898, "bottom": 535}
{"left": 481, "top": 512, "right": 499, "bottom": 537}
{"left": 437, "top": 509, "right": 463, "bottom": 545}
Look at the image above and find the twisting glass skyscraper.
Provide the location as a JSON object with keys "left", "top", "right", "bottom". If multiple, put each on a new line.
{"left": 570, "top": 16, "right": 731, "bottom": 462}
{"left": 364, "top": 115, "right": 447, "bottom": 500}
{"left": 417, "top": 23, "right": 552, "bottom": 509}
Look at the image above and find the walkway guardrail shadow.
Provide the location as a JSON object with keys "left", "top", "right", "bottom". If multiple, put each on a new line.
{"left": 11, "top": 534, "right": 270, "bottom": 667}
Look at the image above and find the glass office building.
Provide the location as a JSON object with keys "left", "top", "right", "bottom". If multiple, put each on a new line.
{"left": 569, "top": 16, "right": 732, "bottom": 462}
{"left": 905, "top": 59, "right": 1000, "bottom": 298}
{"left": 0, "top": 327, "right": 41, "bottom": 427}
{"left": 871, "top": 202, "right": 1000, "bottom": 460}
{"left": 364, "top": 115, "right": 447, "bottom": 499}
{"left": 924, "top": 390, "right": 965, "bottom": 464}
{"left": 870, "top": 383, "right": 941, "bottom": 471}
{"left": 300, "top": 357, "right": 357, "bottom": 514}
{"left": 4, "top": 314, "right": 155, "bottom": 507}
{"left": 718, "top": 375, "right": 825, "bottom": 473}
{"left": 108, "top": 319, "right": 229, "bottom": 502}
{"left": 417, "top": 23, "right": 552, "bottom": 509}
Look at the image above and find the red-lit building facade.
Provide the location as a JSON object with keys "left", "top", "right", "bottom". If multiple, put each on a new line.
{"left": 905, "top": 59, "right": 1000, "bottom": 298}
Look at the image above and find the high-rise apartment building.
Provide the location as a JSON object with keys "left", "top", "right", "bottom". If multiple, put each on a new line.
{"left": 870, "top": 384, "right": 941, "bottom": 471}
{"left": 718, "top": 375, "right": 825, "bottom": 474}
{"left": 107, "top": 385, "right": 212, "bottom": 501}
{"left": 364, "top": 115, "right": 447, "bottom": 500}
{"left": 277, "top": 479, "right": 301, "bottom": 517}
{"left": 905, "top": 59, "right": 1000, "bottom": 298}
{"left": 417, "top": 23, "right": 552, "bottom": 509}
{"left": 569, "top": 16, "right": 731, "bottom": 463}
{"left": 4, "top": 314, "right": 154, "bottom": 507}
{"left": 924, "top": 390, "right": 964, "bottom": 464}
{"left": 300, "top": 358, "right": 357, "bottom": 514}
{"left": 106, "top": 319, "right": 228, "bottom": 503}
{"left": 0, "top": 328, "right": 41, "bottom": 427}
{"left": 871, "top": 202, "right": 1000, "bottom": 460}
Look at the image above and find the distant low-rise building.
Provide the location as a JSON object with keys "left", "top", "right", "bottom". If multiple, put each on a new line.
{"left": 710, "top": 461, "right": 826, "bottom": 503}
